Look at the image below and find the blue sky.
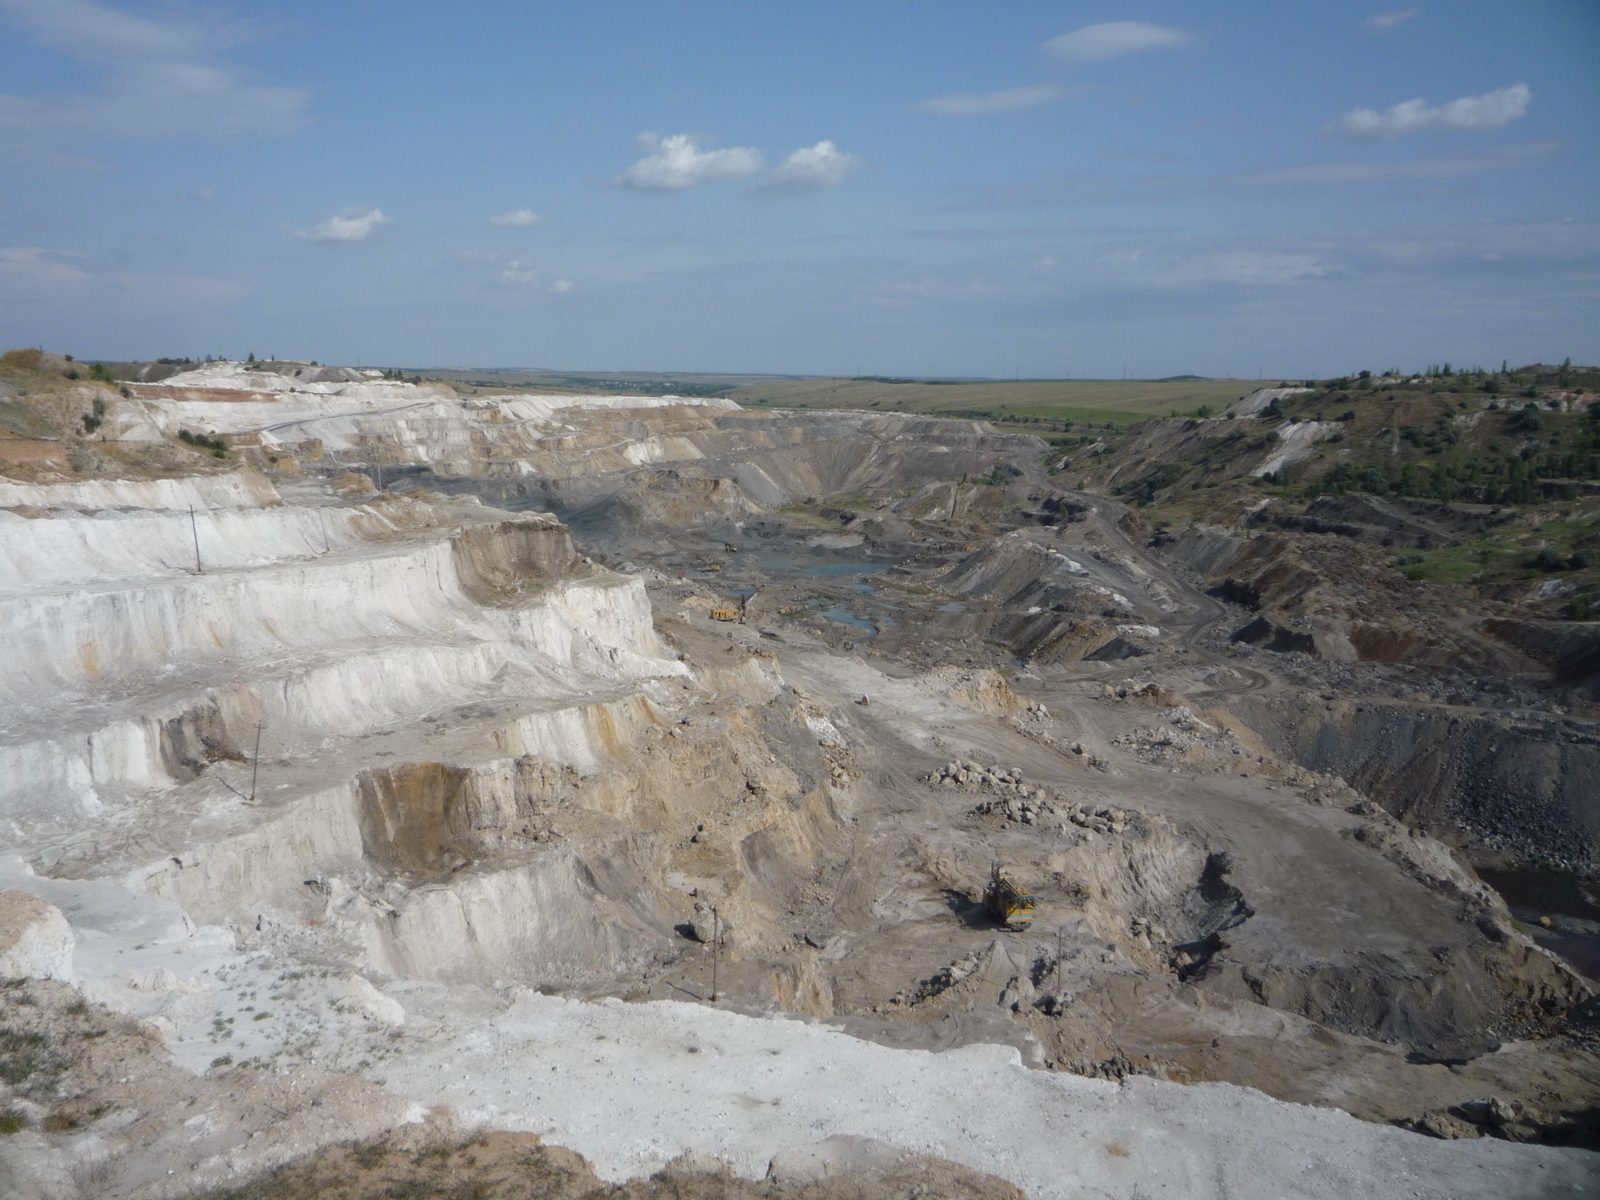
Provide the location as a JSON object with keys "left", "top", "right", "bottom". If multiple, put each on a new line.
{"left": 1, "top": 1, "right": 1596, "bottom": 377}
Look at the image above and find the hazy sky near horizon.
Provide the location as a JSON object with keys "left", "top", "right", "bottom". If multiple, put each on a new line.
{"left": 1, "top": 1, "right": 1596, "bottom": 378}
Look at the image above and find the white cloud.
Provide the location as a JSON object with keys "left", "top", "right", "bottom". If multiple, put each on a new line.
{"left": 1362, "top": 10, "right": 1419, "bottom": 32}
{"left": 498, "top": 261, "right": 540, "bottom": 286}
{"left": 298, "top": 208, "right": 388, "bottom": 243}
{"left": 489, "top": 209, "right": 543, "bottom": 227}
{"left": 0, "top": 0, "right": 308, "bottom": 166}
{"left": 914, "top": 85, "right": 1063, "bottom": 116}
{"left": 759, "top": 141, "right": 863, "bottom": 194}
{"left": 1329, "top": 83, "right": 1530, "bottom": 140}
{"left": 619, "top": 133, "right": 763, "bottom": 192}
{"left": 1044, "top": 22, "right": 1192, "bottom": 62}
{"left": 1238, "top": 140, "right": 1559, "bottom": 186}
{"left": 488, "top": 260, "right": 572, "bottom": 292}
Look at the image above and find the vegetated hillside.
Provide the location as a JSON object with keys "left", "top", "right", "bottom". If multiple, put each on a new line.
{"left": 0, "top": 347, "right": 254, "bottom": 484}
{"left": 725, "top": 376, "right": 1257, "bottom": 429}
{"left": 1059, "top": 365, "right": 1600, "bottom": 611}
{"left": 416, "top": 366, "right": 782, "bottom": 398}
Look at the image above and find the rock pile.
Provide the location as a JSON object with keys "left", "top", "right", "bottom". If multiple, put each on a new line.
{"left": 970, "top": 793, "right": 1058, "bottom": 825}
{"left": 922, "top": 761, "right": 1148, "bottom": 835}
{"left": 926, "top": 759, "right": 1039, "bottom": 795}
{"left": 1061, "top": 803, "right": 1132, "bottom": 835}
{"left": 1407, "top": 1094, "right": 1584, "bottom": 1143}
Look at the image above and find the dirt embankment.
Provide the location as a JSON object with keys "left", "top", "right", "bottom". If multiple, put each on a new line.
{"left": 1232, "top": 695, "right": 1600, "bottom": 874}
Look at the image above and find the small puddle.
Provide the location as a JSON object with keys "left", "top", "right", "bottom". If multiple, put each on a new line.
{"left": 754, "top": 554, "right": 894, "bottom": 579}
{"left": 1478, "top": 866, "right": 1600, "bottom": 980}
{"left": 821, "top": 606, "right": 884, "bottom": 634}
{"left": 936, "top": 602, "right": 966, "bottom": 613}
{"left": 847, "top": 582, "right": 876, "bottom": 594}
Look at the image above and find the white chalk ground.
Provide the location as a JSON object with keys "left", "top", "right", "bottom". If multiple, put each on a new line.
{"left": 135, "top": 363, "right": 742, "bottom": 457}
{"left": 1228, "top": 387, "right": 1314, "bottom": 418}
{"left": 1, "top": 856, "right": 1593, "bottom": 1199}
{"left": 1250, "top": 420, "right": 1344, "bottom": 477}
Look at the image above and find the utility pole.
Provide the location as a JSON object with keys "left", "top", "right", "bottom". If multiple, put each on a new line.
{"left": 710, "top": 906, "right": 720, "bottom": 1002}
{"left": 190, "top": 506, "right": 202, "bottom": 574}
{"left": 249, "top": 720, "right": 263, "bottom": 802}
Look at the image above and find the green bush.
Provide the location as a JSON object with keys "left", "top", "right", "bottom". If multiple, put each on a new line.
{"left": 0, "top": 1028, "right": 52, "bottom": 1087}
{"left": 177, "top": 429, "right": 228, "bottom": 455}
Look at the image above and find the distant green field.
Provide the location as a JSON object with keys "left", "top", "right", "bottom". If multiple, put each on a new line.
{"left": 725, "top": 377, "right": 1265, "bottom": 425}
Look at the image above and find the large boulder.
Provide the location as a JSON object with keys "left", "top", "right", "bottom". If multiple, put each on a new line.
{"left": 0, "top": 890, "right": 74, "bottom": 981}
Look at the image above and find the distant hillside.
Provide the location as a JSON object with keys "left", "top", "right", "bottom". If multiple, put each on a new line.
{"left": 725, "top": 376, "right": 1258, "bottom": 429}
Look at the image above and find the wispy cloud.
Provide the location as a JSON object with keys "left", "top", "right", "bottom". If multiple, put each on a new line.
{"left": 1362, "top": 10, "right": 1419, "bottom": 32}
{"left": 298, "top": 208, "right": 388, "bottom": 242}
{"left": 0, "top": 0, "right": 308, "bottom": 167}
{"left": 1114, "top": 248, "right": 1331, "bottom": 289}
{"left": 0, "top": 243, "right": 246, "bottom": 308}
{"left": 620, "top": 133, "right": 763, "bottom": 192}
{"left": 914, "top": 85, "right": 1063, "bottom": 116}
{"left": 488, "top": 209, "right": 543, "bottom": 227}
{"left": 1239, "top": 140, "right": 1559, "bottom": 186}
{"left": 1044, "top": 22, "right": 1192, "bottom": 62}
{"left": 0, "top": 246, "right": 91, "bottom": 285}
{"left": 759, "top": 141, "right": 863, "bottom": 194}
{"left": 488, "top": 258, "right": 573, "bottom": 293}
{"left": 1329, "top": 83, "right": 1530, "bottom": 140}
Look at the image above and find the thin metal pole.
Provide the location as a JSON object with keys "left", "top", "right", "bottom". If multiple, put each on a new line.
{"left": 190, "top": 506, "right": 202, "bottom": 574}
{"left": 249, "top": 720, "right": 262, "bottom": 802}
{"left": 710, "top": 906, "right": 719, "bottom": 1002}
{"left": 1056, "top": 928, "right": 1063, "bottom": 993}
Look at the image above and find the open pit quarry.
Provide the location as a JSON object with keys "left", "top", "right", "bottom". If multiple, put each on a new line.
{"left": 1, "top": 359, "right": 1598, "bottom": 1198}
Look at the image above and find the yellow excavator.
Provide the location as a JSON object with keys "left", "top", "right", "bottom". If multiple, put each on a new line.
{"left": 984, "top": 861, "right": 1036, "bottom": 931}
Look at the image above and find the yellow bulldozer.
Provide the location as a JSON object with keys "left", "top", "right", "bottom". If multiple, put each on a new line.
{"left": 984, "top": 861, "right": 1036, "bottom": 931}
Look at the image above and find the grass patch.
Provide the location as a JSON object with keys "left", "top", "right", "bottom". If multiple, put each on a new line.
{"left": 1393, "top": 550, "right": 1480, "bottom": 584}
{"left": 822, "top": 492, "right": 876, "bottom": 511}
{"left": 0, "top": 1027, "right": 58, "bottom": 1089}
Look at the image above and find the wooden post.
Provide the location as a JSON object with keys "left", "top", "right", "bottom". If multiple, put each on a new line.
{"left": 249, "top": 720, "right": 262, "bottom": 802}
{"left": 190, "top": 506, "right": 202, "bottom": 574}
{"left": 710, "top": 906, "right": 720, "bottom": 1003}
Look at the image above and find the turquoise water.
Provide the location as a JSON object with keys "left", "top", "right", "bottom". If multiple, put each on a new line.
{"left": 822, "top": 606, "right": 876, "bottom": 633}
